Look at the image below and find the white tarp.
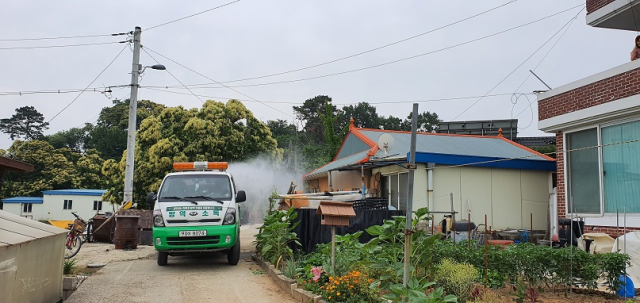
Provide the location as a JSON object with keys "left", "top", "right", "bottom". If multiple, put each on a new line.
{"left": 612, "top": 232, "right": 640, "bottom": 288}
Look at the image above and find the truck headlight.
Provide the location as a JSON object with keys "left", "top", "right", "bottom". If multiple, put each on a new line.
{"left": 153, "top": 209, "right": 165, "bottom": 227}
{"left": 223, "top": 208, "right": 236, "bottom": 225}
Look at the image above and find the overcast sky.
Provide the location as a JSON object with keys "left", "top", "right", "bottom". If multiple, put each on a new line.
{"left": 0, "top": 0, "right": 635, "bottom": 150}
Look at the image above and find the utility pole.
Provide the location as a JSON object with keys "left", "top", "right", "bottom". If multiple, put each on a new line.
{"left": 123, "top": 26, "right": 142, "bottom": 205}
{"left": 402, "top": 103, "right": 418, "bottom": 295}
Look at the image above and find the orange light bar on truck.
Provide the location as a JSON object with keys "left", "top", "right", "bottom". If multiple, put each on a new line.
{"left": 173, "top": 162, "right": 228, "bottom": 171}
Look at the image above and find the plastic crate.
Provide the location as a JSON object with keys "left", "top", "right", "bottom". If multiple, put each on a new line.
{"left": 351, "top": 199, "right": 389, "bottom": 210}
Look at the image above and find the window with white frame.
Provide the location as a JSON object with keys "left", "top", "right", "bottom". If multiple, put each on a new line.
{"left": 93, "top": 200, "right": 102, "bottom": 211}
{"left": 566, "top": 118, "right": 640, "bottom": 215}
{"left": 63, "top": 199, "right": 73, "bottom": 210}
{"left": 383, "top": 172, "right": 409, "bottom": 210}
{"left": 22, "top": 203, "right": 32, "bottom": 213}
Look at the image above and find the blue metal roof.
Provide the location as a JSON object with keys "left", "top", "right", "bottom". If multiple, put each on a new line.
{"left": 305, "top": 150, "right": 370, "bottom": 179}
{"left": 1, "top": 197, "right": 43, "bottom": 204}
{"left": 42, "top": 189, "right": 106, "bottom": 196}
{"left": 305, "top": 128, "right": 556, "bottom": 179}
{"left": 359, "top": 130, "right": 551, "bottom": 161}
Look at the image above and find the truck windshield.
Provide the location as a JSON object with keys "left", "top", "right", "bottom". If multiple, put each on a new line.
{"left": 158, "top": 175, "right": 232, "bottom": 202}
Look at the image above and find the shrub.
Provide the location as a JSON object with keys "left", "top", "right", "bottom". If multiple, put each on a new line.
{"left": 318, "top": 270, "right": 378, "bottom": 303}
{"left": 435, "top": 259, "right": 478, "bottom": 302}
{"left": 63, "top": 258, "right": 77, "bottom": 275}
{"left": 254, "top": 193, "right": 300, "bottom": 266}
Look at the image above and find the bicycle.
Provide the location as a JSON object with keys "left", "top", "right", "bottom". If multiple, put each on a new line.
{"left": 64, "top": 212, "right": 87, "bottom": 259}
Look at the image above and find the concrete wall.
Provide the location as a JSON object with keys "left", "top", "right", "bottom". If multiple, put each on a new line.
{"left": 0, "top": 234, "right": 66, "bottom": 303}
{"left": 432, "top": 166, "right": 550, "bottom": 230}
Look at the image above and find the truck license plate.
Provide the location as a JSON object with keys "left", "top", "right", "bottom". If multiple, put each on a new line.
{"left": 179, "top": 230, "right": 207, "bottom": 237}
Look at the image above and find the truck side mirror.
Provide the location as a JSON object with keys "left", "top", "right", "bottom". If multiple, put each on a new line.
{"left": 146, "top": 192, "right": 157, "bottom": 205}
{"left": 236, "top": 190, "right": 246, "bottom": 203}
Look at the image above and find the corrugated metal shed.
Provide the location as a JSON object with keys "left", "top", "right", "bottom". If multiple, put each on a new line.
{"left": 304, "top": 125, "right": 555, "bottom": 180}
{"left": 0, "top": 210, "right": 67, "bottom": 302}
{"left": 1, "top": 197, "right": 44, "bottom": 204}
{"left": 42, "top": 189, "right": 106, "bottom": 196}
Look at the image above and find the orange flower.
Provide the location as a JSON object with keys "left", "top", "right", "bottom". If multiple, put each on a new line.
{"left": 337, "top": 293, "right": 340, "bottom": 296}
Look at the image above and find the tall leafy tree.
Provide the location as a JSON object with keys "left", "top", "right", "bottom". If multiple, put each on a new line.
{"left": 45, "top": 124, "right": 92, "bottom": 153}
{"left": 0, "top": 140, "right": 106, "bottom": 199}
{"left": 401, "top": 111, "right": 441, "bottom": 132}
{"left": 340, "top": 102, "right": 380, "bottom": 129}
{"left": 102, "top": 100, "right": 280, "bottom": 207}
{"left": 293, "top": 95, "right": 338, "bottom": 143}
{"left": 0, "top": 106, "right": 49, "bottom": 140}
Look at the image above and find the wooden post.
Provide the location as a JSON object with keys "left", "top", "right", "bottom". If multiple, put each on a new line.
{"left": 331, "top": 226, "right": 336, "bottom": 272}
{"left": 468, "top": 212, "right": 471, "bottom": 250}
{"left": 484, "top": 214, "right": 488, "bottom": 284}
{"left": 530, "top": 213, "right": 533, "bottom": 243}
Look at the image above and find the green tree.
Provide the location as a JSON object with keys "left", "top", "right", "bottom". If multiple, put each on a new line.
{"left": 1, "top": 140, "right": 105, "bottom": 199}
{"left": 339, "top": 102, "right": 380, "bottom": 129}
{"left": 379, "top": 115, "right": 404, "bottom": 130}
{"left": 45, "top": 124, "right": 92, "bottom": 153}
{"left": 0, "top": 106, "right": 50, "bottom": 140}
{"left": 266, "top": 119, "right": 297, "bottom": 149}
{"left": 293, "top": 95, "right": 338, "bottom": 143}
{"left": 87, "top": 99, "right": 165, "bottom": 160}
{"left": 102, "top": 100, "right": 280, "bottom": 207}
{"left": 400, "top": 111, "right": 442, "bottom": 132}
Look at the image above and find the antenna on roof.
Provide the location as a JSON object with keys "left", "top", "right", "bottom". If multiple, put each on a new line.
{"left": 377, "top": 133, "right": 395, "bottom": 158}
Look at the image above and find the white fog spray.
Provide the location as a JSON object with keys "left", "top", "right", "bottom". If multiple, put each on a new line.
{"left": 228, "top": 156, "right": 304, "bottom": 224}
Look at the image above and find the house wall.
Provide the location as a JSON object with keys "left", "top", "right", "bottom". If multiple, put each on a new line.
{"left": 587, "top": 0, "right": 616, "bottom": 14}
{"left": 432, "top": 166, "right": 550, "bottom": 230}
{"left": 372, "top": 163, "right": 432, "bottom": 214}
{"left": 538, "top": 63, "right": 640, "bottom": 122}
{"left": 41, "top": 194, "right": 102, "bottom": 221}
{"left": 2, "top": 204, "right": 23, "bottom": 218}
{"left": 330, "top": 170, "right": 365, "bottom": 192}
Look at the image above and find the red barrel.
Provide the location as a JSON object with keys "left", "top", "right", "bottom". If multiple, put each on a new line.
{"left": 113, "top": 215, "right": 140, "bottom": 249}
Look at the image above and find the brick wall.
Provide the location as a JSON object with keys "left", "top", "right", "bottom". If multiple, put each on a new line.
{"left": 555, "top": 132, "right": 566, "bottom": 218}
{"left": 586, "top": 0, "right": 616, "bottom": 14}
{"left": 538, "top": 67, "right": 640, "bottom": 121}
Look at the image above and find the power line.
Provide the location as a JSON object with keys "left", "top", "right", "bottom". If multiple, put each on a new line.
{"left": 450, "top": 5, "right": 584, "bottom": 121}
{"left": 144, "top": 87, "right": 530, "bottom": 106}
{"left": 145, "top": 0, "right": 241, "bottom": 31}
{"left": 141, "top": 47, "right": 205, "bottom": 104}
{"left": 0, "top": 32, "right": 127, "bottom": 42}
{"left": 177, "top": 0, "right": 518, "bottom": 86}
{"left": 0, "top": 85, "right": 129, "bottom": 97}
{"left": 511, "top": 7, "right": 583, "bottom": 128}
{"left": 144, "top": 3, "right": 584, "bottom": 91}
{"left": 0, "top": 41, "right": 124, "bottom": 50}
{"left": 48, "top": 44, "right": 129, "bottom": 123}
{"left": 143, "top": 46, "right": 295, "bottom": 118}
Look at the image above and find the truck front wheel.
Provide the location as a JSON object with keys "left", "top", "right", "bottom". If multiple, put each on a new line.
{"left": 227, "top": 240, "right": 240, "bottom": 265}
{"left": 158, "top": 251, "right": 168, "bottom": 266}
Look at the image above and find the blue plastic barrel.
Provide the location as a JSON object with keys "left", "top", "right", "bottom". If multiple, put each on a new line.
{"left": 617, "top": 275, "right": 634, "bottom": 298}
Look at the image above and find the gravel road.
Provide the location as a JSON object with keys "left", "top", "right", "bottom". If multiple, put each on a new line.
{"left": 66, "top": 225, "right": 296, "bottom": 303}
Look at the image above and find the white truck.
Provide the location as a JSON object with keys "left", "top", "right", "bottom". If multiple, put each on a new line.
{"left": 147, "top": 161, "right": 246, "bottom": 266}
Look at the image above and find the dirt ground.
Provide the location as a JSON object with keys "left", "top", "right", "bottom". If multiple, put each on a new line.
{"left": 66, "top": 225, "right": 297, "bottom": 303}
{"left": 70, "top": 242, "right": 156, "bottom": 268}
{"left": 475, "top": 286, "right": 637, "bottom": 302}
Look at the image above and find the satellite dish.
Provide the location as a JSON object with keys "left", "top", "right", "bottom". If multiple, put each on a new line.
{"left": 377, "top": 133, "right": 395, "bottom": 157}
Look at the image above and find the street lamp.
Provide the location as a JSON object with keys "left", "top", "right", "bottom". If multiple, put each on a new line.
{"left": 122, "top": 26, "right": 165, "bottom": 206}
